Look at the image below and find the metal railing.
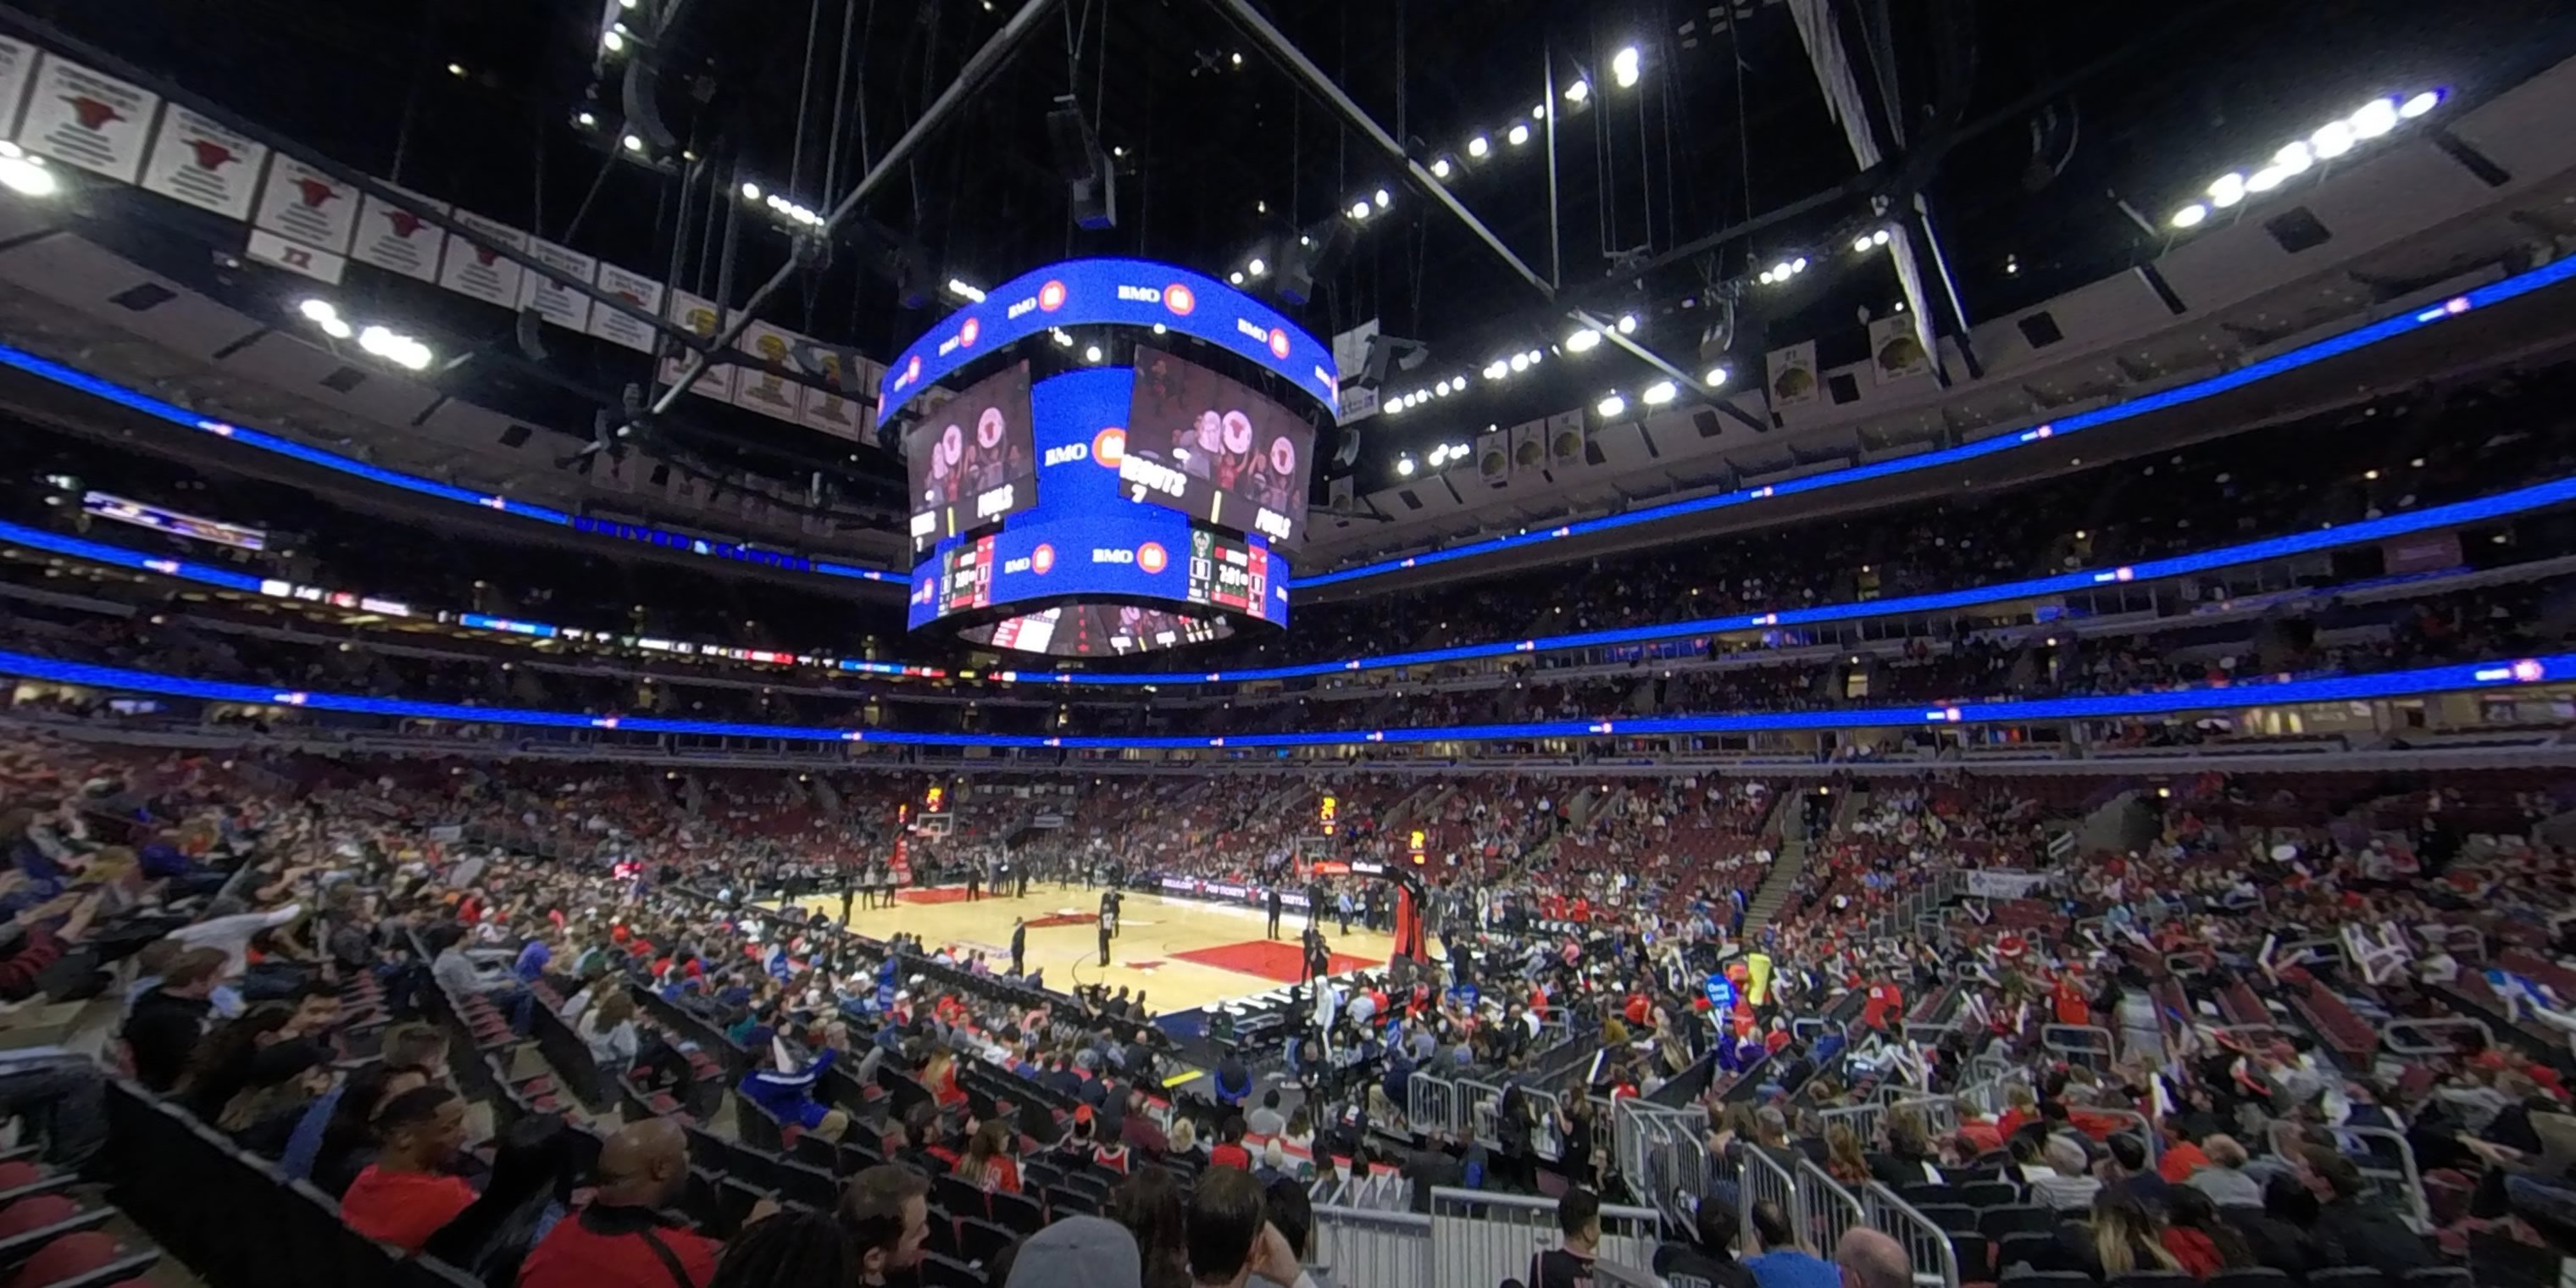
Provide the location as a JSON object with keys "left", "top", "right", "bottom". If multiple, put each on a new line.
{"left": 1794, "top": 1158, "right": 1868, "bottom": 1261}
{"left": 1428, "top": 1187, "right": 1662, "bottom": 1288}
{"left": 2269, "top": 1120, "right": 2430, "bottom": 1227}
{"left": 2383, "top": 1016, "right": 2491, "bottom": 1058}
{"left": 2040, "top": 1023, "right": 2116, "bottom": 1070}
{"left": 1860, "top": 1181, "right": 1963, "bottom": 1288}
{"left": 1309, "top": 1203, "right": 1432, "bottom": 1285}
{"left": 1734, "top": 1144, "right": 1802, "bottom": 1257}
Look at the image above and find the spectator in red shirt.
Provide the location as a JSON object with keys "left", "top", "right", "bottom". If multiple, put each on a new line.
{"left": 1208, "top": 1116, "right": 1253, "bottom": 1170}
{"left": 338, "top": 1086, "right": 476, "bottom": 1252}
{"left": 954, "top": 1120, "right": 1023, "bottom": 1195}
{"left": 521, "top": 1117, "right": 730, "bottom": 1288}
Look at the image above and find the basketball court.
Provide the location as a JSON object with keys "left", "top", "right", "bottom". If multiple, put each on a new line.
{"left": 766, "top": 881, "right": 1400, "bottom": 1016}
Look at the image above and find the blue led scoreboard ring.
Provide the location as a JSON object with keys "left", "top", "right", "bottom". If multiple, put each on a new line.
{"left": 879, "top": 259, "right": 1336, "bottom": 658}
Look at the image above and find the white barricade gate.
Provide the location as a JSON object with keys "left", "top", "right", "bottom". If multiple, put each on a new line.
{"left": 1311, "top": 1202, "right": 1433, "bottom": 1285}
{"left": 1613, "top": 1099, "right": 1709, "bottom": 1211}
{"left": 1429, "top": 1187, "right": 1663, "bottom": 1288}
{"left": 1410, "top": 1074, "right": 1458, "bottom": 1137}
{"left": 1816, "top": 1100, "right": 1885, "bottom": 1147}
{"left": 1794, "top": 1158, "right": 1868, "bottom": 1261}
{"left": 2040, "top": 1023, "right": 2116, "bottom": 1072}
{"left": 2383, "top": 1017, "right": 2490, "bottom": 1058}
{"left": 1860, "top": 1181, "right": 1963, "bottom": 1288}
{"left": 1459, "top": 1078, "right": 1503, "bottom": 1149}
{"left": 1734, "top": 1145, "right": 1802, "bottom": 1257}
{"left": 1885, "top": 1097, "right": 1962, "bottom": 1138}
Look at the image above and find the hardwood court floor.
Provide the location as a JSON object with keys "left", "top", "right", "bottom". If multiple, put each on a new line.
{"left": 769, "top": 881, "right": 1398, "bottom": 1016}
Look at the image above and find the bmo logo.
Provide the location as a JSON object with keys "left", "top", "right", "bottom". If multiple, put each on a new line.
{"left": 1043, "top": 442, "right": 1089, "bottom": 467}
{"left": 1092, "top": 425, "right": 1126, "bottom": 467}
{"left": 1138, "top": 541, "right": 1169, "bottom": 575}
{"left": 1031, "top": 543, "right": 1056, "bottom": 575}
{"left": 959, "top": 317, "right": 980, "bottom": 347}
{"left": 1165, "top": 284, "right": 1196, "bottom": 315}
{"left": 1267, "top": 327, "right": 1291, "bottom": 360}
{"left": 1037, "top": 280, "right": 1068, "bottom": 312}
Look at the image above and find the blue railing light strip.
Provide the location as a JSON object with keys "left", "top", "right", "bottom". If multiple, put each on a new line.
{"left": 0, "top": 647, "right": 2559, "bottom": 750}
{"left": 1300, "top": 253, "right": 2576, "bottom": 589}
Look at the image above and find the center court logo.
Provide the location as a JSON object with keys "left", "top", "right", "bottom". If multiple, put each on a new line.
{"left": 1137, "top": 541, "right": 1169, "bottom": 575}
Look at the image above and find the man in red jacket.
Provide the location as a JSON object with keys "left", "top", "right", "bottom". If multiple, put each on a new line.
{"left": 521, "top": 1118, "right": 738, "bottom": 1288}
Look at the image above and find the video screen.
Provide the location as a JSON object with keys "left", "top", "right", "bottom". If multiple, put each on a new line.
{"left": 905, "top": 362, "right": 1036, "bottom": 544}
{"left": 1120, "top": 346, "right": 1313, "bottom": 543}
{"left": 959, "top": 604, "right": 1229, "bottom": 657}
{"left": 1183, "top": 525, "right": 1274, "bottom": 617}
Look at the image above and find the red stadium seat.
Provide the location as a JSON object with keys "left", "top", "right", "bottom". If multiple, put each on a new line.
{"left": 0, "top": 1196, "right": 80, "bottom": 1241}
{"left": 8, "top": 1231, "right": 123, "bottom": 1288}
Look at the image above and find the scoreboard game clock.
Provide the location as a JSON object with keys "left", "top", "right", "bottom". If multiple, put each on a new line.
{"left": 880, "top": 258, "right": 1335, "bottom": 659}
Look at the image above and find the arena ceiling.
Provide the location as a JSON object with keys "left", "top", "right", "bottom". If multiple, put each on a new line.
{"left": 23, "top": 0, "right": 2576, "bottom": 507}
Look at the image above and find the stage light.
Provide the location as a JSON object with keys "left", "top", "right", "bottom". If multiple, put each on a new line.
{"left": 1349, "top": 200, "right": 1372, "bottom": 219}
{"left": 741, "top": 181, "right": 763, "bottom": 201}
{"left": 945, "top": 278, "right": 986, "bottom": 303}
{"left": 1530, "top": 103, "right": 1546, "bottom": 119}
{"left": 1435, "top": 380, "right": 1452, "bottom": 397}
{"left": 1596, "top": 392, "right": 1626, "bottom": 418}
{"left": 297, "top": 298, "right": 338, "bottom": 323}
{"left": 1051, "top": 329, "right": 1073, "bottom": 347}
{"left": 1874, "top": 229, "right": 1891, "bottom": 247}
{"left": 1704, "top": 365, "right": 1729, "bottom": 386}
{"left": 1524, "top": 348, "right": 1541, "bottom": 365}
{"left": 1152, "top": 322, "right": 1166, "bottom": 334}
{"left": 1642, "top": 380, "right": 1677, "bottom": 406}
{"left": 0, "top": 150, "right": 53, "bottom": 197}
{"left": 2400, "top": 88, "right": 2443, "bottom": 118}
{"left": 1231, "top": 52, "right": 1243, "bottom": 67}
{"left": 2207, "top": 172, "right": 2246, "bottom": 208}
{"left": 2273, "top": 141, "right": 2313, "bottom": 176}
{"left": 1429, "top": 445, "right": 1450, "bottom": 465}
{"left": 1468, "top": 136, "right": 1490, "bottom": 158}
{"left": 1564, "top": 78, "right": 1590, "bottom": 103}
{"left": 1373, "top": 188, "right": 1391, "bottom": 209}
{"left": 1616, "top": 314, "right": 1637, "bottom": 335}
{"left": 1566, "top": 328, "right": 1601, "bottom": 353}
{"left": 1791, "top": 255, "right": 1808, "bottom": 273}
{"left": 576, "top": 111, "right": 597, "bottom": 127}
{"left": 447, "top": 63, "right": 466, "bottom": 77}
{"left": 1612, "top": 46, "right": 1640, "bottom": 88}
{"left": 602, "top": 27, "right": 626, "bottom": 53}
{"left": 1484, "top": 361, "right": 1507, "bottom": 379}
{"left": 319, "top": 317, "right": 352, "bottom": 340}
{"left": 2350, "top": 97, "right": 2399, "bottom": 138}
{"left": 621, "top": 133, "right": 645, "bottom": 153}
{"left": 1507, "top": 123, "right": 1530, "bottom": 147}
{"left": 1509, "top": 353, "right": 1530, "bottom": 372}
{"left": 2170, "top": 203, "right": 2207, "bottom": 229}
{"left": 1229, "top": 271, "right": 1245, "bottom": 285}
{"left": 1853, "top": 234, "right": 1874, "bottom": 253}
{"left": 1396, "top": 456, "right": 1416, "bottom": 476}
{"left": 2246, "top": 165, "right": 2287, "bottom": 193}
{"left": 1430, "top": 157, "right": 1452, "bottom": 179}
{"left": 2311, "top": 119, "right": 2356, "bottom": 158}
{"left": 1084, "top": 345, "right": 1103, "bottom": 363}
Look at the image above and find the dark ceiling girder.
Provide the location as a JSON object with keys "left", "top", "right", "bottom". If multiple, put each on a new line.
{"left": 650, "top": 0, "right": 1062, "bottom": 418}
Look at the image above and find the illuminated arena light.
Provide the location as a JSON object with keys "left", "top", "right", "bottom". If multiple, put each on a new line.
{"left": 0, "top": 647, "right": 2556, "bottom": 751}
{"left": 8, "top": 464, "right": 2575, "bottom": 684}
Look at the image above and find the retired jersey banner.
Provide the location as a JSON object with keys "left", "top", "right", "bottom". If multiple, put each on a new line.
{"left": 519, "top": 237, "right": 597, "bottom": 331}
{"left": 351, "top": 186, "right": 447, "bottom": 282}
{"left": 251, "top": 156, "right": 358, "bottom": 257}
{"left": 436, "top": 208, "right": 528, "bottom": 308}
{"left": 0, "top": 39, "right": 42, "bottom": 141}
{"left": 587, "top": 263, "right": 663, "bottom": 353}
{"left": 244, "top": 227, "right": 346, "bottom": 285}
{"left": 140, "top": 106, "right": 266, "bottom": 219}
{"left": 19, "top": 55, "right": 157, "bottom": 183}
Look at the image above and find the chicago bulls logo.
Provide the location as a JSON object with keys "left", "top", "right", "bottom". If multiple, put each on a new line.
{"left": 293, "top": 178, "right": 339, "bottom": 208}
{"left": 384, "top": 210, "right": 427, "bottom": 238}
{"left": 1037, "top": 280, "right": 1067, "bottom": 311}
{"left": 1031, "top": 543, "right": 1056, "bottom": 575}
{"left": 186, "top": 140, "right": 239, "bottom": 171}
{"left": 65, "top": 97, "right": 120, "bottom": 130}
{"left": 959, "top": 317, "right": 980, "bottom": 347}
{"left": 474, "top": 245, "right": 503, "bottom": 266}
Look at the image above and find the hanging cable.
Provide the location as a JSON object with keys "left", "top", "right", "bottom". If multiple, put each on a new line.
{"left": 791, "top": 0, "right": 821, "bottom": 197}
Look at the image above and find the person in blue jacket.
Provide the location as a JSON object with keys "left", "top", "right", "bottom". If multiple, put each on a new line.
{"left": 736, "top": 1035, "right": 851, "bottom": 1142}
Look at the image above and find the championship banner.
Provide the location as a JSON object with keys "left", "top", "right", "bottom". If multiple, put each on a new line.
{"left": 797, "top": 348, "right": 869, "bottom": 440}
{"left": 19, "top": 54, "right": 157, "bottom": 183}
{"left": 519, "top": 237, "right": 598, "bottom": 331}
{"left": 731, "top": 319, "right": 804, "bottom": 422}
{"left": 1963, "top": 869, "right": 2053, "bottom": 899}
{"left": 247, "top": 156, "right": 357, "bottom": 283}
{"left": 0, "top": 39, "right": 37, "bottom": 139}
{"left": 587, "top": 263, "right": 665, "bottom": 353}
{"left": 1766, "top": 339, "right": 1819, "bottom": 411}
{"left": 436, "top": 208, "right": 529, "bottom": 308}
{"left": 351, "top": 186, "right": 447, "bottom": 282}
{"left": 1868, "top": 313, "right": 1931, "bottom": 385}
{"left": 659, "top": 289, "right": 736, "bottom": 401}
{"left": 139, "top": 105, "right": 266, "bottom": 219}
